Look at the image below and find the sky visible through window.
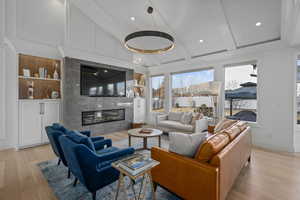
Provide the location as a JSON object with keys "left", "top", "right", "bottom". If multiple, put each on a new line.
{"left": 152, "top": 76, "right": 164, "bottom": 90}
{"left": 172, "top": 69, "right": 214, "bottom": 89}
{"left": 225, "top": 65, "right": 256, "bottom": 90}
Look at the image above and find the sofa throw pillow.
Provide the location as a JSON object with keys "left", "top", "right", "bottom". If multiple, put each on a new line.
{"left": 222, "top": 125, "right": 241, "bottom": 141}
{"left": 168, "top": 112, "right": 183, "bottom": 122}
{"left": 191, "top": 113, "right": 204, "bottom": 126}
{"left": 180, "top": 112, "right": 193, "bottom": 124}
{"left": 169, "top": 132, "right": 207, "bottom": 157}
{"left": 214, "top": 118, "right": 237, "bottom": 133}
{"left": 67, "top": 130, "right": 96, "bottom": 152}
{"left": 194, "top": 132, "right": 230, "bottom": 163}
{"left": 195, "top": 118, "right": 209, "bottom": 133}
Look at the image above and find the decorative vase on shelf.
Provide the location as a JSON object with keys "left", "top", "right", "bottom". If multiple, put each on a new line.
{"left": 53, "top": 63, "right": 59, "bottom": 80}
{"left": 28, "top": 81, "right": 34, "bottom": 99}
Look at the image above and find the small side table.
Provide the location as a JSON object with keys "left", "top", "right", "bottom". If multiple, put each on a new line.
{"left": 132, "top": 123, "right": 145, "bottom": 129}
{"left": 112, "top": 159, "right": 160, "bottom": 200}
{"left": 128, "top": 128, "right": 163, "bottom": 151}
{"left": 208, "top": 125, "right": 215, "bottom": 134}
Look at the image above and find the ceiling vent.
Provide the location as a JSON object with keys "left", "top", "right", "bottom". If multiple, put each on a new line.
{"left": 161, "top": 58, "right": 185, "bottom": 65}
{"left": 237, "top": 37, "right": 281, "bottom": 49}
{"left": 191, "top": 49, "right": 228, "bottom": 59}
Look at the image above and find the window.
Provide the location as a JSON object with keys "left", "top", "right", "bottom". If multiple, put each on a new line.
{"left": 171, "top": 69, "right": 214, "bottom": 113}
{"left": 151, "top": 75, "right": 165, "bottom": 112}
{"left": 224, "top": 64, "right": 257, "bottom": 122}
{"left": 296, "top": 59, "right": 300, "bottom": 124}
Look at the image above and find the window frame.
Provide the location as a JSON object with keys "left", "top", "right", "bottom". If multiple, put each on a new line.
{"left": 170, "top": 67, "right": 215, "bottom": 113}
{"left": 223, "top": 61, "right": 259, "bottom": 124}
{"left": 150, "top": 74, "right": 166, "bottom": 113}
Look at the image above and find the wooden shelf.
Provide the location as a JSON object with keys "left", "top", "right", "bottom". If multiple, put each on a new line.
{"left": 19, "top": 76, "right": 61, "bottom": 81}
{"left": 133, "top": 73, "right": 145, "bottom": 98}
{"left": 134, "top": 84, "right": 145, "bottom": 88}
{"left": 18, "top": 54, "right": 61, "bottom": 100}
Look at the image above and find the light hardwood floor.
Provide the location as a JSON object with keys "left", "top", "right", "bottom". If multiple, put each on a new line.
{"left": 0, "top": 131, "right": 300, "bottom": 200}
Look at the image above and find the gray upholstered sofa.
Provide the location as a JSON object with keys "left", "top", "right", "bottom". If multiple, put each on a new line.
{"left": 155, "top": 112, "right": 210, "bottom": 134}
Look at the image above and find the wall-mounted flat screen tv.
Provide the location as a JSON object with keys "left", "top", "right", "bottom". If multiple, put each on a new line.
{"left": 80, "top": 65, "right": 126, "bottom": 97}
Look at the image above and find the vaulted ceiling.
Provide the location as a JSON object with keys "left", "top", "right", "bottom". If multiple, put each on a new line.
{"left": 71, "top": 0, "right": 282, "bottom": 67}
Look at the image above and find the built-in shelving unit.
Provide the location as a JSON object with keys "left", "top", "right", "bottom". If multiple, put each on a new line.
{"left": 18, "top": 54, "right": 61, "bottom": 100}
{"left": 133, "top": 73, "right": 145, "bottom": 97}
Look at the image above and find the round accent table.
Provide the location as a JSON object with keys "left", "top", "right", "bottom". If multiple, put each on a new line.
{"left": 128, "top": 128, "right": 163, "bottom": 150}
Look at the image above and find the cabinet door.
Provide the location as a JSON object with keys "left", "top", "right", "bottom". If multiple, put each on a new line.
{"left": 19, "top": 101, "right": 42, "bottom": 147}
{"left": 42, "top": 101, "right": 60, "bottom": 143}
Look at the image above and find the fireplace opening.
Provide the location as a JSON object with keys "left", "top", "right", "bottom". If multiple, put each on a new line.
{"left": 82, "top": 109, "right": 125, "bottom": 126}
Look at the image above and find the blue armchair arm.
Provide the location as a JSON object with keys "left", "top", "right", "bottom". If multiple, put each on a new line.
{"left": 80, "top": 130, "right": 91, "bottom": 137}
{"left": 93, "top": 139, "right": 112, "bottom": 150}
{"left": 75, "top": 146, "right": 135, "bottom": 172}
{"left": 91, "top": 136, "right": 104, "bottom": 142}
{"left": 97, "top": 148, "right": 135, "bottom": 164}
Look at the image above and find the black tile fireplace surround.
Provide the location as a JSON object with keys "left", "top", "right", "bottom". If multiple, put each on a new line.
{"left": 63, "top": 57, "right": 133, "bottom": 132}
{"left": 82, "top": 109, "right": 125, "bottom": 126}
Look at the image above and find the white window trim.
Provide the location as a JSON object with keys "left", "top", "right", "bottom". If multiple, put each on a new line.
{"left": 150, "top": 74, "right": 166, "bottom": 113}
{"left": 222, "top": 60, "right": 260, "bottom": 125}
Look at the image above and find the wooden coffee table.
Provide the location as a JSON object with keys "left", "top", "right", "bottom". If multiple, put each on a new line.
{"left": 128, "top": 128, "right": 163, "bottom": 150}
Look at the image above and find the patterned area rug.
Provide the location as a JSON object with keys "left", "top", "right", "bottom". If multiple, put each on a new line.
{"left": 38, "top": 136, "right": 181, "bottom": 200}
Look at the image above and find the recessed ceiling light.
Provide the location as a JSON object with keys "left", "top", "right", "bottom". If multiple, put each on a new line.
{"left": 255, "top": 22, "right": 262, "bottom": 27}
{"left": 130, "top": 17, "right": 135, "bottom": 21}
{"left": 199, "top": 39, "right": 204, "bottom": 43}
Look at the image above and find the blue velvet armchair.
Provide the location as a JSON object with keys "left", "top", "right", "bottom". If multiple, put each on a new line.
{"left": 45, "top": 124, "right": 109, "bottom": 178}
{"left": 59, "top": 135, "right": 135, "bottom": 200}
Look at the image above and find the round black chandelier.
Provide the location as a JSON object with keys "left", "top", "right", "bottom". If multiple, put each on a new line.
{"left": 124, "top": 7, "right": 175, "bottom": 54}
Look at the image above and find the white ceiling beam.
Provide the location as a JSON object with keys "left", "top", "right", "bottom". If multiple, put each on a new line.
{"left": 148, "top": 0, "right": 192, "bottom": 62}
{"left": 69, "top": 0, "right": 130, "bottom": 42}
{"left": 281, "top": 0, "right": 300, "bottom": 46}
{"left": 70, "top": 0, "right": 164, "bottom": 66}
{"left": 218, "top": 0, "right": 237, "bottom": 50}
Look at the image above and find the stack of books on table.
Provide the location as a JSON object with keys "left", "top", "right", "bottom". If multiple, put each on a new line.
{"left": 117, "top": 154, "right": 158, "bottom": 176}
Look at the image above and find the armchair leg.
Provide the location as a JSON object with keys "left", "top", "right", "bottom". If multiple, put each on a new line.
{"left": 73, "top": 178, "right": 78, "bottom": 187}
{"left": 248, "top": 155, "right": 251, "bottom": 163}
{"left": 67, "top": 168, "right": 71, "bottom": 179}
{"left": 92, "top": 192, "right": 96, "bottom": 200}
{"left": 153, "top": 182, "right": 158, "bottom": 192}
{"left": 57, "top": 158, "right": 61, "bottom": 166}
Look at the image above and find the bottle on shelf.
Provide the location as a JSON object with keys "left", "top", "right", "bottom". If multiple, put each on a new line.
{"left": 53, "top": 63, "right": 59, "bottom": 80}
{"left": 28, "top": 81, "right": 34, "bottom": 99}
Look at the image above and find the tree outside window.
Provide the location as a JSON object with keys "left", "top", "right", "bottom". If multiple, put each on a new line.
{"left": 225, "top": 64, "right": 257, "bottom": 122}
{"left": 151, "top": 76, "right": 165, "bottom": 112}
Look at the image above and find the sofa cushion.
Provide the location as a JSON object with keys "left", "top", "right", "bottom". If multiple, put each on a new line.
{"left": 214, "top": 118, "right": 237, "bottom": 133}
{"left": 169, "top": 132, "right": 207, "bottom": 157}
{"left": 180, "top": 112, "right": 193, "bottom": 124}
{"left": 52, "top": 123, "right": 67, "bottom": 133}
{"left": 67, "top": 130, "right": 96, "bottom": 152}
{"left": 194, "top": 132, "right": 230, "bottom": 163}
{"left": 222, "top": 125, "right": 241, "bottom": 141}
{"left": 168, "top": 112, "right": 184, "bottom": 122}
{"left": 235, "top": 121, "right": 248, "bottom": 132}
{"left": 158, "top": 120, "right": 194, "bottom": 132}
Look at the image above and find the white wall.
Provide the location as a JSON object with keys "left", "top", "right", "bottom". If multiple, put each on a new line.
{"left": 0, "top": 0, "right": 146, "bottom": 149}
{"left": 148, "top": 47, "right": 297, "bottom": 152}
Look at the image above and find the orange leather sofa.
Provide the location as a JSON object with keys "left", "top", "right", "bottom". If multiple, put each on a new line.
{"left": 151, "top": 124, "right": 251, "bottom": 200}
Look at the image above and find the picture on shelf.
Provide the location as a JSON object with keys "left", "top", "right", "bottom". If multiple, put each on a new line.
{"left": 23, "top": 69, "right": 31, "bottom": 77}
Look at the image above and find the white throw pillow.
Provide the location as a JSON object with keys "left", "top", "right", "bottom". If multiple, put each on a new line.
{"left": 168, "top": 112, "right": 183, "bottom": 122}
{"left": 169, "top": 132, "right": 207, "bottom": 157}
{"left": 180, "top": 112, "right": 193, "bottom": 124}
{"left": 195, "top": 118, "right": 209, "bottom": 133}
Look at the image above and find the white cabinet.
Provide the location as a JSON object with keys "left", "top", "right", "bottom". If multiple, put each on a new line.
{"left": 18, "top": 100, "right": 60, "bottom": 148}
{"left": 133, "top": 97, "right": 146, "bottom": 123}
